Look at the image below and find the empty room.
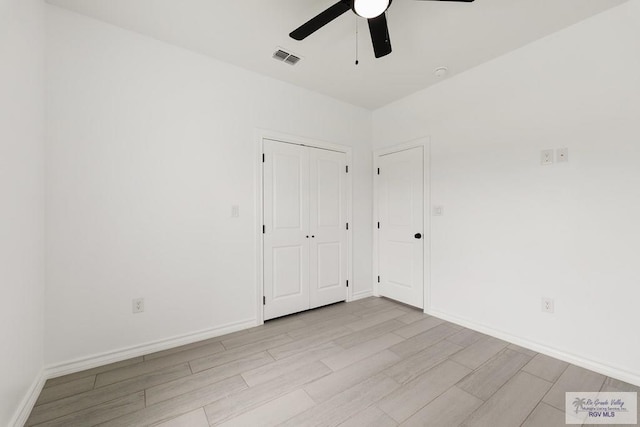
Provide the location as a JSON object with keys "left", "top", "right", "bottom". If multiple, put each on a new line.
{"left": 2, "top": 0, "right": 639, "bottom": 426}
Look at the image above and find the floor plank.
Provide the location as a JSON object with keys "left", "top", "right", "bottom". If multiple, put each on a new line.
{"left": 456, "top": 348, "right": 532, "bottom": 400}
{"left": 334, "top": 319, "right": 405, "bottom": 349}
{"left": 393, "top": 317, "right": 446, "bottom": 339}
{"left": 542, "top": 365, "right": 606, "bottom": 411}
{"left": 521, "top": 353, "right": 569, "bottom": 383}
{"left": 346, "top": 309, "right": 407, "bottom": 332}
{"left": 241, "top": 341, "right": 342, "bottom": 387}
{"left": 203, "top": 362, "right": 331, "bottom": 425}
{"left": 101, "top": 375, "right": 247, "bottom": 427}
{"left": 153, "top": 408, "right": 210, "bottom": 427}
{"left": 385, "top": 339, "right": 464, "bottom": 385}
{"left": 279, "top": 373, "right": 400, "bottom": 427}
{"left": 268, "top": 325, "right": 352, "bottom": 360}
{"left": 145, "top": 351, "right": 273, "bottom": 406}
{"left": 34, "top": 392, "right": 145, "bottom": 427}
{"left": 94, "top": 341, "right": 225, "bottom": 388}
{"left": 461, "top": 372, "right": 552, "bottom": 427}
{"left": 188, "top": 333, "right": 292, "bottom": 373}
{"left": 445, "top": 329, "right": 486, "bottom": 348}
{"left": 338, "top": 406, "right": 398, "bottom": 427}
{"left": 221, "top": 319, "right": 307, "bottom": 349}
{"left": 388, "top": 323, "right": 459, "bottom": 359}
{"left": 400, "top": 386, "right": 483, "bottom": 427}
{"left": 378, "top": 360, "right": 472, "bottom": 423}
{"left": 321, "top": 333, "right": 404, "bottom": 371}
{"left": 521, "top": 402, "right": 566, "bottom": 427}
{"left": 305, "top": 350, "right": 400, "bottom": 403}
{"left": 449, "top": 336, "right": 509, "bottom": 370}
{"left": 43, "top": 357, "right": 144, "bottom": 389}
{"left": 217, "top": 389, "right": 316, "bottom": 427}
{"left": 35, "top": 376, "right": 96, "bottom": 406}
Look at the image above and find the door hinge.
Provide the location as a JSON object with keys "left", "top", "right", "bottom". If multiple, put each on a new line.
{"left": 378, "top": 275, "right": 381, "bottom": 283}
{"left": 377, "top": 168, "right": 380, "bottom": 175}
{"left": 262, "top": 153, "right": 265, "bottom": 163}
{"left": 262, "top": 225, "right": 265, "bottom": 234}
{"left": 346, "top": 165, "right": 349, "bottom": 173}
{"left": 346, "top": 280, "right": 349, "bottom": 288}
{"left": 377, "top": 222, "right": 380, "bottom": 229}
{"left": 263, "top": 296, "right": 266, "bottom": 305}
{"left": 346, "top": 223, "right": 349, "bottom": 230}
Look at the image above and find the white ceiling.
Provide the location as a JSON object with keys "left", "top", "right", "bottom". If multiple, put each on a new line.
{"left": 46, "top": 0, "right": 627, "bottom": 110}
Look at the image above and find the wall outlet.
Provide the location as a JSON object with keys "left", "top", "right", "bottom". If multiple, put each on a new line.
{"left": 541, "top": 297, "right": 554, "bottom": 314}
{"left": 557, "top": 148, "right": 569, "bottom": 163}
{"left": 132, "top": 298, "right": 144, "bottom": 314}
{"left": 433, "top": 206, "right": 444, "bottom": 216}
{"left": 231, "top": 205, "right": 240, "bottom": 218}
{"left": 541, "top": 150, "right": 554, "bottom": 166}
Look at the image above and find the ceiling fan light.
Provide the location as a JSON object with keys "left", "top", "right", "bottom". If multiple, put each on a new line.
{"left": 353, "top": 0, "right": 390, "bottom": 19}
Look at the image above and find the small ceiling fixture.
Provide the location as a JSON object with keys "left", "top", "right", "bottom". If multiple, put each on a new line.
{"left": 434, "top": 67, "right": 449, "bottom": 78}
{"left": 353, "top": 0, "right": 391, "bottom": 19}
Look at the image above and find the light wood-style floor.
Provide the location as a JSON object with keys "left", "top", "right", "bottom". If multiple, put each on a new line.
{"left": 27, "top": 297, "right": 639, "bottom": 427}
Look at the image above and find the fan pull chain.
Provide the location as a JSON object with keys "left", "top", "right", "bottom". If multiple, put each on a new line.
{"left": 355, "top": 17, "right": 359, "bottom": 65}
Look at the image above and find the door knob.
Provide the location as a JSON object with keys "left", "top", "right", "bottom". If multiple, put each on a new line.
{"left": 414, "top": 233, "right": 422, "bottom": 239}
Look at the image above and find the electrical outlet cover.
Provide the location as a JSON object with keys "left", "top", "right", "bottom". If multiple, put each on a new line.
{"left": 557, "top": 148, "right": 569, "bottom": 163}
{"left": 541, "top": 297, "right": 554, "bottom": 314}
{"left": 541, "top": 150, "right": 554, "bottom": 166}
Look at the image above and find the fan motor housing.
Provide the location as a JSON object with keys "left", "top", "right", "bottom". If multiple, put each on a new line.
{"left": 351, "top": 0, "right": 392, "bottom": 19}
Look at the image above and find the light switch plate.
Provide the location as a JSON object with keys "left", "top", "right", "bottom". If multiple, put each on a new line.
{"left": 433, "top": 206, "right": 444, "bottom": 216}
{"left": 541, "top": 297, "right": 554, "bottom": 314}
{"left": 132, "top": 298, "right": 144, "bottom": 314}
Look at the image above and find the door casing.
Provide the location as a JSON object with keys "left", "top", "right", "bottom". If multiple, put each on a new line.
{"left": 255, "top": 130, "right": 353, "bottom": 325}
{"left": 373, "top": 138, "right": 431, "bottom": 313}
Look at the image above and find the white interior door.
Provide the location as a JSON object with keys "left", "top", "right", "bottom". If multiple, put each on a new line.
{"left": 378, "top": 146, "right": 424, "bottom": 308}
{"left": 309, "top": 148, "right": 348, "bottom": 309}
{"left": 263, "top": 140, "right": 310, "bottom": 320}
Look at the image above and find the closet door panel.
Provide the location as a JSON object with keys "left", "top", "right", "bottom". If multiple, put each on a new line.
{"left": 309, "top": 148, "right": 348, "bottom": 309}
{"left": 263, "top": 140, "right": 310, "bottom": 320}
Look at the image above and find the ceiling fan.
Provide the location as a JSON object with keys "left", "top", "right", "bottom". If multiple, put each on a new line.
{"left": 290, "top": 0, "right": 475, "bottom": 59}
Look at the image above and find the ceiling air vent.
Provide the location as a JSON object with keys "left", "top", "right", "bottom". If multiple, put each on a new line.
{"left": 272, "top": 47, "right": 302, "bottom": 66}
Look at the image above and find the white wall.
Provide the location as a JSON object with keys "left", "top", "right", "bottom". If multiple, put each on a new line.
{"left": 0, "top": 0, "right": 46, "bottom": 424}
{"left": 45, "top": 5, "right": 372, "bottom": 367}
{"left": 374, "top": 1, "right": 640, "bottom": 384}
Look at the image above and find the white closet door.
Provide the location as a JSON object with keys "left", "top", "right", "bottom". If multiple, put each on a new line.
{"left": 263, "top": 140, "right": 310, "bottom": 320}
{"left": 309, "top": 148, "right": 348, "bottom": 309}
{"left": 378, "top": 146, "right": 424, "bottom": 308}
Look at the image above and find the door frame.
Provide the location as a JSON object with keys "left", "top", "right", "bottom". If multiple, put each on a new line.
{"left": 255, "top": 129, "right": 353, "bottom": 325}
{"left": 373, "top": 137, "right": 431, "bottom": 313}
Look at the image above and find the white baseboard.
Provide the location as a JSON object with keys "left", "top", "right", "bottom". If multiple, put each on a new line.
{"left": 10, "top": 369, "right": 46, "bottom": 427}
{"left": 427, "top": 308, "right": 640, "bottom": 387}
{"left": 45, "top": 318, "right": 257, "bottom": 379}
{"left": 10, "top": 318, "right": 257, "bottom": 426}
{"left": 351, "top": 291, "right": 374, "bottom": 301}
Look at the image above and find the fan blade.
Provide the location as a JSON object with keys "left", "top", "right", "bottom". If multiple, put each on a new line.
{"left": 290, "top": 0, "right": 351, "bottom": 41}
{"left": 368, "top": 13, "right": 392, "bottom": 59}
